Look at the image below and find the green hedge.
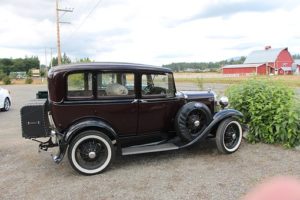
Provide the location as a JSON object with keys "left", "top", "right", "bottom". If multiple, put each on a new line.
{"left": 2, "top": 76, "right": 11, "bottom": 85}
{"left": 226, "top": 79, "right": 300, "bottom": 148}
{"left": 25, "top": 77, "right": 33, "bottom": 84}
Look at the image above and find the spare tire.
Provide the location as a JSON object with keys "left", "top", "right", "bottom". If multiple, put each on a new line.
{"left": 175, "top": 102, "right": 212, "bottom": 142}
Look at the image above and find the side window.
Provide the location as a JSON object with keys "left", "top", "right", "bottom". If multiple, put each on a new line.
{"left": 67, "top": 73, "right": 93, "bottom": 98}
{"left": 141, "top": 73, "right": 175, "bottom": 98}
{"left": 97, "top": 72, "right": 135, "bottom": 98}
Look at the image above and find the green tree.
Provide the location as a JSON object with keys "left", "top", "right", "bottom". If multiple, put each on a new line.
{"left": 40, "top": 70, "right": 46, "bottom": 77}
{"left": 51, "top": 53, "right": 72, "bottom": 67}
{"left": 78, "top": 57, "right": 92, "bottom": 63}
{"left": 293, "top": 54, "right": 300, "bottom": 59}
{"left": 51, "top": 57, "right": 58, "bottom": 67}
{"left": 62, "top": 53, "right": 71, "bottom": 64}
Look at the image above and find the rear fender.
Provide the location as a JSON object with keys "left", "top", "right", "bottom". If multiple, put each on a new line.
{"left": 64, "top": 119, "right": 118, "bottom": 144}
{"left": 180, "top": 109, "right": 243, "bottom": 148}
{"left": 54, "top": 119, "right": 119, "bottom": 164}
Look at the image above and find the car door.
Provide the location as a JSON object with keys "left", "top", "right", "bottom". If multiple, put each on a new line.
{"left": 137, "top": 73, "right": 180, "bottom": 134}
{"left": 94, "top": 71, "right": 138, "bottom": 136}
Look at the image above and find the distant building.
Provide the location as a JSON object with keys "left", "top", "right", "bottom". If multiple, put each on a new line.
{"left": 9, "top": 71, "right": 26, "bottom": 79}
{"left": 222, "top": 46, "right": 294, "bottom": 75}
{"left": 31, "top": 69, "right": 40, "bottom": 77}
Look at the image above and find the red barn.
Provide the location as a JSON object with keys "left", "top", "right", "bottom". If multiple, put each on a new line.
{"left": 222, "top": 47, "right": 294, "bottom": 75}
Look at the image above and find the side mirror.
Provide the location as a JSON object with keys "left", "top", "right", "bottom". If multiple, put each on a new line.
{"left": 219, "top": 96, "right": 229, "bottom": 108}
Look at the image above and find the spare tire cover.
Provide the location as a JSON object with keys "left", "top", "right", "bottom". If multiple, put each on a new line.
{"left": 175, "top": 102, "right": 212, "bottom": 142}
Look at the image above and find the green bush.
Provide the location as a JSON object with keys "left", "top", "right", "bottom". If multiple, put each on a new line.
{"left": 0, "top": 71, "right": 5, "bottom": 81}
{"left": 2, "top": 76, "right": 11, "bottom": 85}
{"left": 196, "top": 77, "right": 204, "bottom": 90}
{"left": 226, "top": 79, "right": 300, "bottom": 148}
{"left": 25, "top": 77, "right": 33, "bottom": 84}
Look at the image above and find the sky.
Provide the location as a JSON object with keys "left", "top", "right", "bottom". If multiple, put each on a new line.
{"left": 1, "top": 0, "right": 300, "bottom": 66}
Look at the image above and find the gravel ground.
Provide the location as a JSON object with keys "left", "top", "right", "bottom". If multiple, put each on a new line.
{"left": 0, "top": 84, "right": 299, "bottom": 200}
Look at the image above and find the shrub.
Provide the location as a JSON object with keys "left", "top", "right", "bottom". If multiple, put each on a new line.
{"left": 226, "top": 79, "right": 300, "bottom": 148}
{"left": 25, "top": 77, "right": 33, "bottom": 84}
{"left": 2, "top": 76, "right": 11, "bottom": 85}
{"left": 0, "top": 71, "right": 5, "bottom": 81}
{"left": 196, "top": 77, "right": 204, "bottom": 90}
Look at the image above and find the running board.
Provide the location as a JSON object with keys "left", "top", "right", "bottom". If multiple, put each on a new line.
{"left": 122, "top": 143, "right": 179, "bottom": 156}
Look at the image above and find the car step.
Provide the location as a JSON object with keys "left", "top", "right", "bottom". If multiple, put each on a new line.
{"left": 122, "top": 143, "right": 179, "bottom": 156}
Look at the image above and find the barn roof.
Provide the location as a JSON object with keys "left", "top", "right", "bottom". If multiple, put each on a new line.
{"left": 244, "top": 48, "right": 288, "bottom": 64}
{"left": 222, "top": 63, "right": 263, "bottom": 69}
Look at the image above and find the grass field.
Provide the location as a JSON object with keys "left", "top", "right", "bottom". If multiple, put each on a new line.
{"left": 174, "top": 73, "right": 300, "bottom": 87}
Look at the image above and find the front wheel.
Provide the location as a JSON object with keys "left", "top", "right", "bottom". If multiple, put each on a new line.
{"left": 216, "top": 118, "right": 242, "bottom": 154}
{"left": 68, "top": 130, "right": 115, "bottom": 175}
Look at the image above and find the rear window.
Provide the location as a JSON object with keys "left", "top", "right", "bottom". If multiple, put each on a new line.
{"left": 67, "top": 72, "right": 93, "bottom": 98}
{"left": 97, "top": 72, "right": 135, "bottom": 98}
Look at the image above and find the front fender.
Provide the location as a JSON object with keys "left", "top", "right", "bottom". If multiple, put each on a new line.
{"left": 213, "top": 109, "right": 243, "bottom": 121}
{"left": 180, "top": 109, "right": 243, "bottom": 148}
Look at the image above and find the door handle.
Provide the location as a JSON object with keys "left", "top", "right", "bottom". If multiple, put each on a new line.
{"left": 131, "top": 99, "right": 148, "bottom": 103}
{"left": 131, "top": 99, "right": 138, "bottom": 104}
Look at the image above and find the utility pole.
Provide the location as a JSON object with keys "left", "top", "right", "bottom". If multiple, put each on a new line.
{"left": 56, "top": 0, "right": 73, "bottom": 65}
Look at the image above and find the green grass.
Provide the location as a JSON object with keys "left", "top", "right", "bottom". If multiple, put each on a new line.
{"left": 175, "top": 76, "right": 300, "bottom": 87}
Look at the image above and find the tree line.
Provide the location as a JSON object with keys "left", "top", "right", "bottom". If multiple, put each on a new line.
{"left": 0, "top": 53, "right": 93, "bottom": 76}
{"left": 51, "top": 53, "right": 92, "bottom": 67}
{"left": 162, "top": 56, "right": 246, "bottom": 72}
{"left": 0, "top": 56, "right": 40, "bottom": 75}
{"left": 293, "top": 54, "right": 300, "bottom": 59}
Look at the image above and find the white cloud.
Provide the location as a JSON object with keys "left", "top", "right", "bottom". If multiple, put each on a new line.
{"left": 0, "top": 0, "right": 300, "bottom": 65}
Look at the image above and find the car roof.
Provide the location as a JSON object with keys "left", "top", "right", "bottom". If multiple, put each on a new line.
{"left": 49, "top": 62, "right": 172, "bottom": 73}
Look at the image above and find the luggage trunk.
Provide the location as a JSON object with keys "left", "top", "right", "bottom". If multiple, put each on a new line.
{"left": 21, "top": 99, "right": 50, "bottom": 138}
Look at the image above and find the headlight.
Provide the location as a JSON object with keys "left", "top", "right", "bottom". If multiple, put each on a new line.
{"left": 219, "top": 96, "right": 229, "bottom": 108}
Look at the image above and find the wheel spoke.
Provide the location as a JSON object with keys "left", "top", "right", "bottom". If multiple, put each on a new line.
{"left": 223, "top": 122, "right": 241, "bottom": 150}
{"left": 75, "top": 138, "right": 108, "bottom": 170}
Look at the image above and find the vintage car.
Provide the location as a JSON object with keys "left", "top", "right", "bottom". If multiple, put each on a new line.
{"left": 21, "top": 62, "right": 243, "bottom": 175}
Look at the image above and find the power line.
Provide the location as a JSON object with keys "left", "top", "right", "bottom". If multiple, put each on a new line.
{"left": 64, "top": 0, "right": 104, "bottom": 42}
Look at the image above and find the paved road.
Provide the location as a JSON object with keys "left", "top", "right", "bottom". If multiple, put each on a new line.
{"left": 0, "top": 84, "right": 299, "bottom": 200}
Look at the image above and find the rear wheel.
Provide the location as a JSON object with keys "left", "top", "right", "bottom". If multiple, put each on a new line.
{"left": 68, "top": 130, "right": 115, "bottom": 175}
{"left": 216, "top": 118, "right": 242, "bottom": 154}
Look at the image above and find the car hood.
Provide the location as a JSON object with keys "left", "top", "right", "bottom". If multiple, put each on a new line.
{"left": 177, "top": 90, "right": 215, "bottom": 100}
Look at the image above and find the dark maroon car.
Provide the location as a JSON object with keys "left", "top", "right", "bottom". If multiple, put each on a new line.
{"left": 21, "top": 62, "right": 243, "bottom": 175}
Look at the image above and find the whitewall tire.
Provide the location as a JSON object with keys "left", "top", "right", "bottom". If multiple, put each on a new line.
{"left": 216, "top": 118, "right": 242, "bottom": 154}
{"left": 68, "top": 130, "right": 115, "bottom": 175}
